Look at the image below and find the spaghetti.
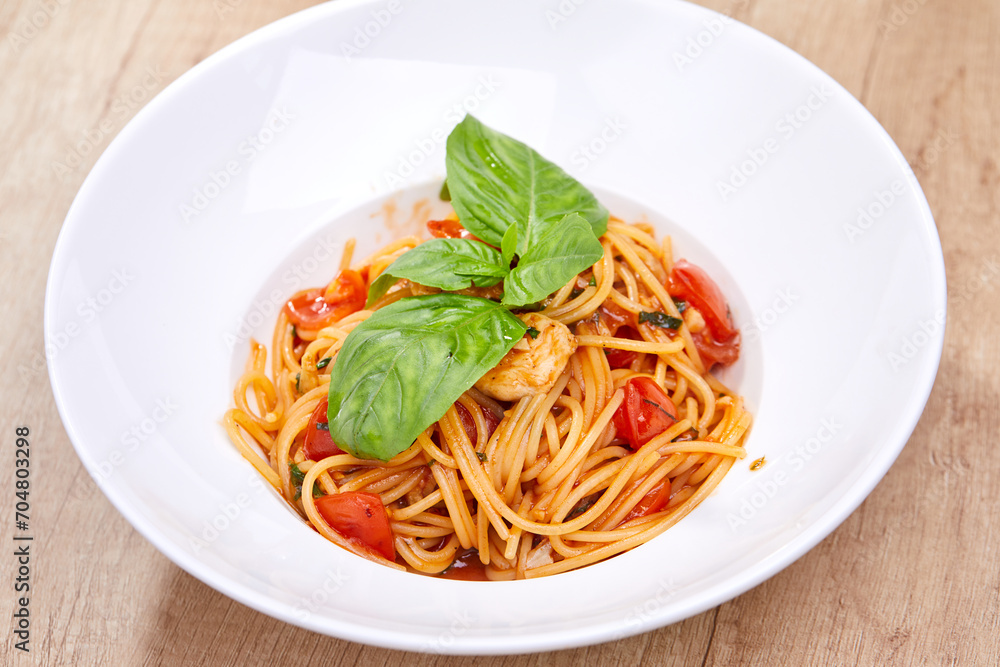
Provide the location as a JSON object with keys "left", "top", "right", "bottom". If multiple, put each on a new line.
{"left": 225, "top": 216, "right": 751, "bottom": 579}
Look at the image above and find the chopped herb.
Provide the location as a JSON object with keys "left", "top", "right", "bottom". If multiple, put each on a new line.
{"left": 567, "top": 496, "right": 596, "bottom": 518}
{"left": 295, "top": 372, "right": 301, "bottom": 393}
{"left": 673, "top": 298, "right": 687, "bottom": 313}
{"left": 642, "top": 398, "right": 677, "bottom": 422}
{"left": 316, "top": 357, "right": 332, "bottom": 370}
{"left": 588, "top": 275, "right": 596, "bottom": 286}
{"left": 439, "top": 180, "right": 451, "bottom": 201}
{"left": 526, "top": 326, "right": 540, "bottom": 339}
{"left": 639, "top": 311, "right": 683, "bottom": 330}
{"left": 315, "top": 422, "right": 330, "bottom": 431}
{"left": 476, "top": 452, "right": 488, "bottom": 462}
{"left": 750, "top": 456, "right": 766, "bottom": 471}
{"left": 427, "top": 459, "right": 437, "bottom": 467}
{"left": 570, "top": 287, "right": 585, "bottom": 299}
{"left": 290, "top": 463, "right": 326, "bottom": 499}
{"left": 291, "top": 325, "right": 297, "bottom": 338}
{"left": 290, "top": 462, "right": 306, "bottom": 500}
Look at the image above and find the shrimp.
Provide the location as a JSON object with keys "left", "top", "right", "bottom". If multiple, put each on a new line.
{"left": 474, "top": 313, "right": 577, "bottom": 401}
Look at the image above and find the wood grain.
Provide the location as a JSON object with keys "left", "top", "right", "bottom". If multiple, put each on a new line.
{"left": 1, "top": 1, "right": 997, "bottom": 665}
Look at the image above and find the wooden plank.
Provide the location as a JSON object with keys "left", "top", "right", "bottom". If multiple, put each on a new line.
{"left": 0, "top": 1, "right": 995, "bottom": 665}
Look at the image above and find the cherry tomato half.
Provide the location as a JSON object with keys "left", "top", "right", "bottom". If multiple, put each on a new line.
{"left": 427, "top": 219, "right": 478, "bottom": 240}
{"left": 668, "top": 259, "right": 738, "bottom": 341}
{"left": 605, "top": 326, "right": 641, "bottom": 369}
{"left": 284, "top": 269, "right": 366, "bottom": 331}
{"left": 302, "top": 396, "right": 344, "bottom": 461}
{"left": 599, "top": 301, "right": 632, "bottom": 334}
{"left": 315, "top": 492, "right": 395, "bottom": 561}
{"left": 692, "top": 329, "right": 740, "bottom": 369}
{"left": 612, "top": 377, "right": 679, "bottom": 450}
{"left": 622, "top": 478, "right": 671, "bottom": 523}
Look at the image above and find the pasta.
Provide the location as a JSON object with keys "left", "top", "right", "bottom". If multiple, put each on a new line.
{"left": 225, "top": 216, "right": 751, "bottom": 580}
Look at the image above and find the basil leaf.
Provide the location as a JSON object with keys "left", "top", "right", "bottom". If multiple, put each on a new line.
{"left": 366, "top": 238, "right": 508, "bottom": 306}
{"left": 327, "top": 294, "right": 527, "bottom": 460}
{"left": 500, "top": 223, "right": 518, "bottom": 267}
{"left": 502, "top": 213, "right": 604, "bottom": 307}
{"left": 439, "top": 180, "right": 451, "bottom": 201}
{"left": 445, "top": 115, "right": 609, "bottom": 248}
{"left": 639, "top": 311, "right": 683, "bottom": 330}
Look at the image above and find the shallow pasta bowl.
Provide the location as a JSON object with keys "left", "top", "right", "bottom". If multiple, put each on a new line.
{"left": 45, "top": 0, "right": 945, "bottom": 654}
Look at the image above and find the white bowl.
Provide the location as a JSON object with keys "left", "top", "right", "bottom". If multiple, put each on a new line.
{"left": 45, "top": 0, "right": 945, "bottom": 654}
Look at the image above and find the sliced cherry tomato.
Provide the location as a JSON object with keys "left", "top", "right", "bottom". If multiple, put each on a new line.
{"left": 599, "top": 301, "right": 632, "bottom": 334}
{"left": 612, "top": 377, "right": 679, "bottom": 450}
{"left": 303, "top": 396, "right": 344, "bottom": 461}
{"left": 605, "top": 326, "right": 641, "bottom": 369}
{"left": 427, "top": 219, "right": 478, "bottom": 240}
{"left": 285, "top": 288, "right": 336, "bottom": 329}
{"left": 622, "top": 478, "right": 671, "bottom": 523}
{"left": 284, "top": 269, "right": 366, "bottom": 331}
{"left": 315, "top": 492, "right": 395, "bottom": 561}
{"left": 323, "top": 268, "right": 366, "bottom": 305}
{"left": 668, "top": 259, "right": 738, "bottom": 341}
{"left": 692, "top": 328, "right": 741, "bottom": 369}
{"left": 455, "top": 401, "right": 501, "bottom": 445}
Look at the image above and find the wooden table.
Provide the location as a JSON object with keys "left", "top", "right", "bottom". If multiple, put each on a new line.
{"left": 2, "top": 0, "right": 996, "bottom": 664}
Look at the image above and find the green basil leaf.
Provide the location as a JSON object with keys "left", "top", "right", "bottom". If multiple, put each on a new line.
{"left": 500, "top": 223, "right": 518, "bottom": 267}
{"left": 445, "top": 115, "right": 609, "bottom": 248}
{"left": 501, "top": 213, "right": 604, "bottom": 307}
{"left": 327, "top": 294, "right": 527, "bottom": 460}
{"left": 639, "top": 311, "right": 683, "bottom": 330}
{"left": 366, "top": 238, "right": 508, "bottom": 306}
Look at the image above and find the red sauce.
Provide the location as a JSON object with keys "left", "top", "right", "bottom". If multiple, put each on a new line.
{"left": 437, "top": 549, "right": 489, "bottom": 581}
